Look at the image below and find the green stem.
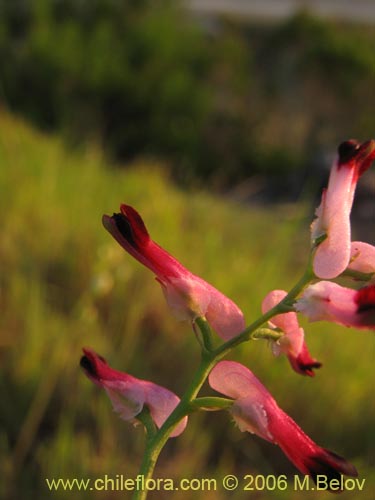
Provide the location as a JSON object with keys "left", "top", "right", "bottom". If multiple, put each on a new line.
{"left": 137, "top": 408, "right": 157, "bottom": 442}
{"left": 252, "top": 327, "right": 283, "bottom": 340}
{"left": 190, "top": 396, "right": 234, "bottom": 411}
{"left": 195, "top": 317, "right": 215, "bottom": 351}
{"left": 341, "top": 268, "right": 374, "bottom": 281}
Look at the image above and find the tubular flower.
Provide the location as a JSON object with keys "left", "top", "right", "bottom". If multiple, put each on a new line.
{"left": 262, "top": 290, "right": 321, "bottom": 376}
{"left": 209, "top": 361, "right": 357, "bottom": 484}
{"left": 348, "top": 242, "right": 375, "bottom": 279}
{"left": 311, "top": 139, "right": 375, "bottom": 279}
{"left": 295, "top": 281, "right": 375, "bottom": 331}
{"left": 102, "top": 204, "right": 245, "bottom": 340}
{"left": 80, "top": 348, "right": 187, "bottom": 437}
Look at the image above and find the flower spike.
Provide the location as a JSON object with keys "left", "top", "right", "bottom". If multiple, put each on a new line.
{"left": 311, "top": 140, "right": 375, "bottom": 279}
{"left": 262, "top": 290, "right": 321, "bottom": 376}
{"left": 102, "top": 204, "right": 245, "bottom": 340}
{"left": 80, "top": 348, "right": 187, "bottom": 437}
{"left": 209, "top": 361, "right": 357, "bottom": 485}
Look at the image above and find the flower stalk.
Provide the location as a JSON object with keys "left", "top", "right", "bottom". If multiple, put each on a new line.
{"left": 83, "top": 140, "right": 375, "bottom": 500}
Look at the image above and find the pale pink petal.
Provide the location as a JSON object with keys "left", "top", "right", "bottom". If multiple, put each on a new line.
{"left": 142, "top": 381, "right": 187, "bottom": 437}
{"left": 262, "top": 290, "right": 303, "bottom": 357}
{"left": 261, "top": 291, "right": 320, "bottom": 376}
{"left": 311, "top": 168, "right": 353, "bottom": 279}
{"left": 295, "top": 281, "right": 375, "bottom": 330}
{"left": 204, "top": 284, "right": 246, "bottom": 340}
{"left": 296, "top": 281, "right": 357, "bottom": 323}
{"left": 232, "top": 397, "right": 273, "bottom": 441}
{"left": 208, "top": 360, "right": 270, "bottom": 401}
{"left": 104, "top": 383, "right": 145, "bottom": 421}
{"left": 157, "top": 276, "right": 211, "bottom": 321}
{"left": 349, "top": 241, "right": 375, "bottom": 275}
{"left": 208, "top": 362, "right": 275, "bottom": 441}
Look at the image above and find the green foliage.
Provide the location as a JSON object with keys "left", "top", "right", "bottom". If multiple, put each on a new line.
{"left": 0, "top": 0, "right": 212, "bottom": 167}
{"left": 1, "top": 3, "right": 374, "bottom": 190}
{"left": 0, "top": 113, "right": 374, "bottom": 499}
{"left": 252, "top": 12, "right": 375, "bottom": 155}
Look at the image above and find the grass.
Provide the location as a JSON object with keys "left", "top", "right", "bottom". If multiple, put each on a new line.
{"left": 0, "top": 111, "right": 374, "bottom": 499}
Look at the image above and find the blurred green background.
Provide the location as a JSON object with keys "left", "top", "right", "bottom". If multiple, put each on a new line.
{"left": 0, "top": 1, "right": 374, "bottom": 499}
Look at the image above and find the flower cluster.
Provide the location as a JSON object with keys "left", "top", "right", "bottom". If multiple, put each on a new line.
{"left": 310, "top": 140, "right": 375, "bottom": 279}
{"left": 81, "top": 139, "right": 374, "bottom": 493}
{"left": 299, "top": 139, "right": 375, "bottom": 328}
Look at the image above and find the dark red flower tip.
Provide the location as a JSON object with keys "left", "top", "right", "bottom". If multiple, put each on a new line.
{"left": 112, "top": 204, "right": 150, "bottom": 250}
{"left": 112, "top": 213, "right": 137, "bottom": 246}
{"left": 338, "top": 139, "right": 375, "bottom": 175}
{"left": 80, "top": 348, "right": 108, "bottom": 380}
{"left": 303, "top": 449, "right": 358, "bottom": 489}
{"left": 338, "top": 140, "right": 360, "bottom": 165}
{"left": 297, "top": 359, "right": 322, "bottom": 377}
{"left": 80, "top": 355, "right": 96, "bottom": 376}
{"left": 288, "top": 343, "right": 322, "bottom": 377}
{"left": 355, "top": 285, "right": 375, "bottom": 313}
{"left": 356, "top": 140, "right": 375, "bottom": 176}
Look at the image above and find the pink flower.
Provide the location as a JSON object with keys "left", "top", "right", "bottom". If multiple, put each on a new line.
{"left": 295, "top": 281, "right": 375, "bottom": 330}
{"left": 348, "top": 241, "right": 375, "bottom": 278}
{"left": 311, "top": 140, "right": 375, "bottom": 279}
{"left": 209, "top": 361, "right": 357, "bottom": 483}
{"left": 102, "top": 204, "right": 245, "bottom": 340}
{"left": 80, "top": 348, "right": 187, "bottom": 437}
{"left": 262, "top": 290, "right": 321, "bottom": 376}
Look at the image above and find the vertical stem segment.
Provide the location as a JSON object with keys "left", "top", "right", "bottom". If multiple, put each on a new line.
{"left": 133, "top": 352, "right": 216, "bottom": 500}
